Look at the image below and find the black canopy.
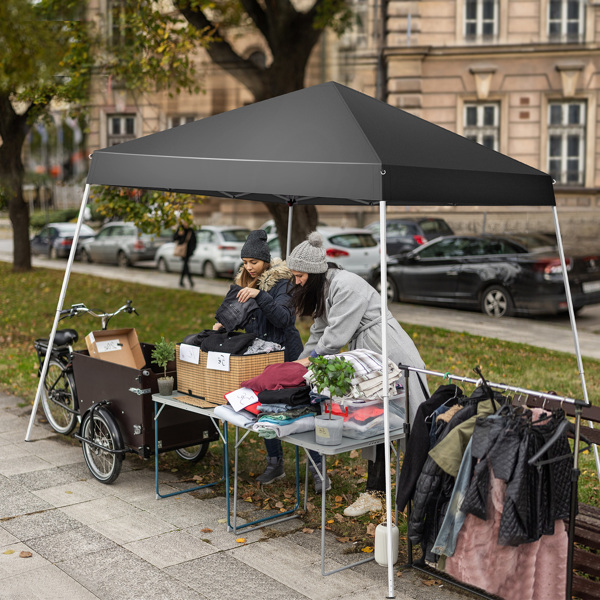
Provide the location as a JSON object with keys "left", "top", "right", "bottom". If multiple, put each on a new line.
{"left": 87, "top": 81, "right": 555, "bottom": 207}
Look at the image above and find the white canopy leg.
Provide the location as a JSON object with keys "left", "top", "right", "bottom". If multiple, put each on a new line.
{"left": 286, "top": 202, "right": 294, "bottom": 259}
{"left": 552, "top": 206, "right": 600, "bottom": 481}
{"left": 25, "top": 184, "right": 91, "bottom": 441}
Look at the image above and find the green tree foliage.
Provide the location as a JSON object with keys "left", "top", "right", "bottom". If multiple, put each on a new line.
{"left": 0, "top": 0, "right": 208, "bottom": 271}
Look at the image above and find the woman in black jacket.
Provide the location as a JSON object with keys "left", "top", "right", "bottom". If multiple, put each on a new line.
{"left": 213, "top": 230, "right": 327, "bottom": 488}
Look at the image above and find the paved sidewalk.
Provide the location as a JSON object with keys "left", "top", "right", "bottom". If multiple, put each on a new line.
{"left": 0, "top": 392, "right": 468, "bottom": 600}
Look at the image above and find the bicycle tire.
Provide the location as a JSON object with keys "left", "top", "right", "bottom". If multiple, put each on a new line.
{"left": 41, "top": 358, "right": 78, "bottom": 435}
{"left": 175, "top": 442, "right": 210, "bottom": 463}
{"left": 81, "top": 408, "right": 124, "bottom": 484}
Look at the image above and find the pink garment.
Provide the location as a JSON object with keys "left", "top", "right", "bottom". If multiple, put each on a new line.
{"left": 240, "top": 362, "right": 308, "bottom": 392}
{"left": 445, "top": 468, "right": 568, "bottom": 600}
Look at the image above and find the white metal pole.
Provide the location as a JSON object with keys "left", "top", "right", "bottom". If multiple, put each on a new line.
{"left": 25, "top": 184, "right": 91, "bottom": 441}
{"left": 552, "top": 206, "right": 600, "bottom": 480}
{"left": 286, "top": 203, "right": 294, "bottom": 259}
{"left": 379, "top": 201, "right": 394, "bottom": 598}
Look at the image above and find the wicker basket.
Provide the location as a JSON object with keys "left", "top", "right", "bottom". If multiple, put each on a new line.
{"left": 175, "top": 345, "right": 284, "bottom": 404}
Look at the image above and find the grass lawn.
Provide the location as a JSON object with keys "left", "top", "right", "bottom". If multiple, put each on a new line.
{"left": 1, "top": 262, "right": 599, "bottom": 553}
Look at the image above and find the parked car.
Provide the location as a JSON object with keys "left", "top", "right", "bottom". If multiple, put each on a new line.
{"left": 268, "top": 226, "right": 380, "bottom": 279}
{"left": 155, "top": 225, "right": 251, "bottom": 278}
{"left": 370, "top": 233, "right": 600, "bottom": 318}
{"left": 259, "top": 218, "right": 329, "bottom": 237}
{"left": 79, "top": 221, "right": 171, "bottom": 267}
{"left": 30, "top": 222, "right": 96, "bottom": 259}
{"left": 366, "top": 217, "right": 454, "bottom": 255}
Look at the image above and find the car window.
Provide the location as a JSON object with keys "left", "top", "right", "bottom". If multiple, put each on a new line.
{"left": 268, "top": 238, "right": 281, "bottom": 252}
{"left": 482, "top": 239, "right": 522, "bottom": 255}
{"left": 197, "top": 230, "right": 211, "bottom": 243}
{"left": 418, "top": 238, "right": 470, "bottom": 258}
{"left": 222, "top": 229, "right": 251, "bottom": 242}
{"left": 95, "top": 228, "right": 113, "bottom": 239}
{"left": 328, "top": 233, "right": 377, "bottom": 248}
{"left": 387, "top": 223, "right": 414, "bottom": 236}
{"left": 123, "top": 226, "right": 137, "bottom": 237}
{"left": 420, "top": 219, "right": 453, "bottom": 236}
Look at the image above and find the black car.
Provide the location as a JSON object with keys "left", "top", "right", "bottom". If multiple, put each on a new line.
{"left": 30, "top": 222, "right": 96, "bottom": 259}
{"left": 371, "top": 234, "right": 600, "bottom": 317}
{"left": 365, "top": 217, "right": 454, "bottom": 255}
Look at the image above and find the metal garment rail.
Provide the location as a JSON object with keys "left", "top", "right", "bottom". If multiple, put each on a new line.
{"left": 398, "top": 364, "right": 589, "bottom": 600}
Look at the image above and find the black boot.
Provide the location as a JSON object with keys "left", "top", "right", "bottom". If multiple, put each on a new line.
{"left": 256, "top": 456, "right": 285, "bottom": 485}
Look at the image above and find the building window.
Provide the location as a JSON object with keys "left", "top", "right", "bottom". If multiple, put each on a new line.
{"left": 548, "top": 101, "right": 585, "bottom": 185}
{"left": 548, "top": 0, "right": 584, "bottom": 42}
{"left": 465, "top": 0, "right": 498, "bottom": 40}
{"left": 339, "top": 0, "right": 370, "bottom": 49}
{"left": 464, "top": 103, "right": 499, "bottom": 150}
{"left": 107, "top": 114, "right": 136, "bottom": 146}
{"left": 168, "top": 115, "right": 196, "bottom": 128}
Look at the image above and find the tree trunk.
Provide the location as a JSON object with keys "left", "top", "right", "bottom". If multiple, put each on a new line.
{"left": 0, "top": 99, "right": 30, "bottom": 272}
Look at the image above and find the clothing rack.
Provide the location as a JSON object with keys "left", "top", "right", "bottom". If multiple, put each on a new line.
{"left": 398, "top": 364, "right": 590, "bottom": 600}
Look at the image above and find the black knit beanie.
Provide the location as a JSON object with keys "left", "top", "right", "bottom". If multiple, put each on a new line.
{"left": 241, "top": 230, "right": 271, "bottom": 262}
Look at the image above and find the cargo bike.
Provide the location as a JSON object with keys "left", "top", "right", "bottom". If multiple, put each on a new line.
{"left": 34, "top": 301, "right": 219, "bottom": 484}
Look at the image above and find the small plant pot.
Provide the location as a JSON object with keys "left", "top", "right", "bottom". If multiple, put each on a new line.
{"left": 314, "top": 414, "right": 344, "bottom": 446}
{"left": 157, "top": 376, "right": 174, "bottom": 396}
{"left": 374, "top": 522, "right": 399, "bottom": 566}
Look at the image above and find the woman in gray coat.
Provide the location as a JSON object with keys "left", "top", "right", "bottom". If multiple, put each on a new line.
{"left": 287, "top": 231, "right": 429, "bottom": 517}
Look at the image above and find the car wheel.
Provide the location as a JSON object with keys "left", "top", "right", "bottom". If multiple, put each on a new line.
{"left": 202, "top": 261, "right": 217, "bottom": 279}
{"left": 481, "top": 285, "right": 514, "bottom": 318}
{"left": 375, "top": 277, "right": 399, "bottom": 302}
{"left": 117, "top": 251, "right": 130, "bottom": 268}
{"left": 157, "top": 257, "right": 170, "bottom": 273}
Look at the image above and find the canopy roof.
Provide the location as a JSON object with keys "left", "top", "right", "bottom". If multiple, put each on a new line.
{"left": 87, "top": 81, "right": 555, "bottom": 207}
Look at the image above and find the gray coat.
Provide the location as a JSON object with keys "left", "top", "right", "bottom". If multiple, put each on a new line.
{"left": 299, "top": 268, "right": 429, "bottom": 416}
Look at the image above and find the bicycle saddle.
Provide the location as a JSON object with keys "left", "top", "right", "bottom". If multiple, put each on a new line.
{"left": 51, "top": 329, "right": 79, "bottom": 347}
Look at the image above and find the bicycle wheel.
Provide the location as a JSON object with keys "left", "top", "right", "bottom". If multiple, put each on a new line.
{"left": 81, "top": 408, "right": 124, "bottom": 484}
{"left": 41, "top": 358, "right": 78, "bottom": 435}
{"left": 175, "top": 442, "right": 210, "bottom": 463}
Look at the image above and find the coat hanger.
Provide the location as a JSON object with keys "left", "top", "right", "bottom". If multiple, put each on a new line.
{"left": 528, "top": 418, "right": 592, "bottom": 467}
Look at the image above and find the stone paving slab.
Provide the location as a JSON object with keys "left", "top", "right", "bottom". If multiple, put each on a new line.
{"left": 88, "top": 510, "right": 176, "bottom": 545}
{"left": 0, "top": 541, "right": 52, "bottom": 578}
{"left": 1, "top": 508, "right": 81, "bottom": 542}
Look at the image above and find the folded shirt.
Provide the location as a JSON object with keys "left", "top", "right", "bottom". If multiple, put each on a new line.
{"left": 241, "top": 362, "right": 308, "bottom": 392}
{"left": 257, "top": 385, "right": 311, "bottom": 406}
{"left": 214, "top": 404, "right": 257, "bottom": 428}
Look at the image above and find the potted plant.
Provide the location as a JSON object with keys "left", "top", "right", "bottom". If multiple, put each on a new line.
{"left": 308, "top": 355, "right": 355, "bottom": 446}
{"left": 152, "top": 337, "right": 176, "bottom": 396}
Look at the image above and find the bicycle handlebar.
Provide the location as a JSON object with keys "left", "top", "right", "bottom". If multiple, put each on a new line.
{"left": 59, "top": 300, "right": 139, "bottom": 329}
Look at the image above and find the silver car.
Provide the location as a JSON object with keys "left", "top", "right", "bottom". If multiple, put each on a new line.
{"left": 80, "top": 221, "right": 171, "bottom": 267}
{"left": 155, "top": 225, "right": 251, "bottom": 278}
{"left": 268, "top": 226, "right": 380, "bottom": 278}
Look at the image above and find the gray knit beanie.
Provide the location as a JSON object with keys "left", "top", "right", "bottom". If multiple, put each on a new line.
{"left": 287, "top": 232, "right": 328, "bottom": 274}
{"left": 241, "top": 230, "right": 271, "bottom": 262}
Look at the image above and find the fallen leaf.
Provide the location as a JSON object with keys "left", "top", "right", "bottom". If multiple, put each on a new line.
{"left": 334, "top": 495, "right": 343, "bottom": 502}
{"left": 349, "top": 450, "right": 359, "bottom": 458}
{"left": 217, "top": 518, "right": 227, "bottom": 524}
{"left": 327, "top": 519, "right": 334, "bottom": 524}
{"left": 361, "top": 546, "right": 374, "bottom": 553}
{"left": 200, "top": 528, "right": 212, "bottom": 533}
{"left": 396, "top": 571, "right": 403, "bottom": 578}
{"left": 302, "top": 528, "right": 314, "bottom": 534}
{"left": 422, "top": 579, "right": 442, "bottom": 586}
{"left": 336, "top": 536, "right": 350, "bottom": 543}
{"left": 275, "top": 501, "right": 284, "bottom": 509}
{"left": 248, "top": 472, "right": 255, "bottom": 477}
{"left": 3, "top": 549, "right": 15, "bottom": 555}
{"left": 171, "top": 468, "right": 178, "bottom": 473}
{"left": 19, "top": 551, "right": 32, "bottom": 558}
{"left": 236, "top": 538, "right": 246, "bottom": 543}
{"left": 244, "top": 497, "right": 253, "bottom": 503}
{"left": 366, "top": 523, "right": 377, "bottom": 536}
{"left": 334, "top": 513, "right": 345, "bottom": 522}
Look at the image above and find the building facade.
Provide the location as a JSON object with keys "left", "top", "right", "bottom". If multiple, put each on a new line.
{"left": 83, "top": 0, "right": 600, "bottom": 240}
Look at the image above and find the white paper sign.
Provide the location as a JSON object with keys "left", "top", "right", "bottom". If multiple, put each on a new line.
{"left": 225, "top": 387, "right": 259, "bottom": 412}
{"left": 179, "top": 343, "right": 200, "bottom": 365}
{"left": 206, "top": 351, "right": 230, "bottom": 372}
{"left": 96, "top": 339, "right": 122, "bottom": 353}
{"left": 88, "top": 332, "right": 95, "bottom": 344}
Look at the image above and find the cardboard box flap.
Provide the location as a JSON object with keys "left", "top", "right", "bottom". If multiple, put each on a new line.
{"left": 85, "top": 328, "right": 146, "bottom": 370}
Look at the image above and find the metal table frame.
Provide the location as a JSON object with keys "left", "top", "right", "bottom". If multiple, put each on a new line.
{"left": 153, "top": 392, "right": 405, "bottom": 575}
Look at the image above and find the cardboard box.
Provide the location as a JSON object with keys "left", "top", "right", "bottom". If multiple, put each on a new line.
{"left": 85, "top": 328, "right": 146, "bottom": 370}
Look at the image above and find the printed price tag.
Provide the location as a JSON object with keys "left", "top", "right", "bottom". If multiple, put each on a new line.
{"left": 179, "top": 343, "right": 200, "bottom": 365}
{"left": 225, "top": 387, "right": 259, "bottom": 412}
{"left": 206, "top": 351, "right": 230, "bottom": 372}
{"left": 96, "top": 339, "right": 122, "bottom": 353}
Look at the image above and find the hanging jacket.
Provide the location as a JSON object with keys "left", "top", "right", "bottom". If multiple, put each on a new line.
{"left": 229, "top": 259, "right": 303, "bottom": 361}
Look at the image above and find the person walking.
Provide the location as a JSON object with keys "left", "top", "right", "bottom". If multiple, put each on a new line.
{"left": 212, "top": 230, "right": 328, "bottom": 492}
{"left": 286, "top": 231, "right": 430, "bottom": 516}
{"left": 173, "top": 222, "right": 197, "bottom": 289}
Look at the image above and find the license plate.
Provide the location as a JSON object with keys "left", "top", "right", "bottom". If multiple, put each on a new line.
{"left": 583, "top": 280, "right": 600, "bottom": 293}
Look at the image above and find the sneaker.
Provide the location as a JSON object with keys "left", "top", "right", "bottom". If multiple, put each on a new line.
{"left": 256, "top": 456, "right": 285, "bottom": 485}
{"left": 308, "top": 462, "right": 331, "bottom": 494}
{"left": 343, "top": 492, "right": 383, "bottom": 517}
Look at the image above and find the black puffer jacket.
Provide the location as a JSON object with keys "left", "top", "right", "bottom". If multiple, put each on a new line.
{"left": 232, "top": 259, "right": 303, "bottom": 361}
